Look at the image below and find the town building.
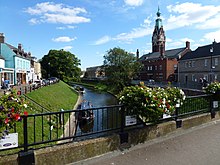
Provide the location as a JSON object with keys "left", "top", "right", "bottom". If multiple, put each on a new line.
{"left": 84, "top": 66, "right": 105, "bottom": 80}
{"left": 0, "top": 33, "right": 41, "bottom": 86}
{"left": 139, "top": 8, "right": 191, "bottom": 82}
{"left": 179, "top": 41, "right": 220, "bottom": 86}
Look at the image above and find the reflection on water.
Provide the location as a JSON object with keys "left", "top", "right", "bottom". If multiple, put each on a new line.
{"left": 82, "top": 87, "right": 118, "bottom": 107}
{"left": 75, "top": 85, "right": 119, "bottom": 135}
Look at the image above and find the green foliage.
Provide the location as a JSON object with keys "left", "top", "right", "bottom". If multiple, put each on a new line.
{"left": 103, "top": 47, "right": 142, "bottom": 93}
{"left": 205, "top": 81, "right": 220, "bottom": 94}
{"left": 118, "top": 82, "right": 186, "bottom": 122}
{"left": 40, "top": 49, "right": 81, "bottom": 82}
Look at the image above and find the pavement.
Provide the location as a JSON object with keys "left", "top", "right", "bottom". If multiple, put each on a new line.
{"left": 70, "top": 119, "right": 220, "bottom": 165}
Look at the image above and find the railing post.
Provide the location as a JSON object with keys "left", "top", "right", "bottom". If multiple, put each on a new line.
{"left": 175, "top": 107, "right": 182, "bottom": 128}
{"left": 23, "top": 115, "right": 28, "bottom": 152}
{"left": 210, "top": 95, "right": 216, "bottom": 119}
{"left": 119, "top": 106, "right": 128, "bottom": 144}
{"left": 18, "top": 115, "right": 35, "bottom": 165}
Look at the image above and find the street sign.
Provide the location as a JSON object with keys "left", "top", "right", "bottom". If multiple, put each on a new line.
{"left": 213, "top": 101, "right": 218, "bottom": 108}
{"left": 0, "top": 133, "right": 18, "bottom": 150}
{"left": 125, "top": 115, "right": 137, "bottom": 126}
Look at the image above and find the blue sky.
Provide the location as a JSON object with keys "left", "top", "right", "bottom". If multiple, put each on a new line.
{"left": 1, "top": 0, "right": 220, "bottom": 70}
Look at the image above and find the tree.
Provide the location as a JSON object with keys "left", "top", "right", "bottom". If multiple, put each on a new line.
{"left": 40, "top": 49, "right": 81, "bottom": 82}
{"left": 103, "top": 47, "right": 142, "bottom": 92}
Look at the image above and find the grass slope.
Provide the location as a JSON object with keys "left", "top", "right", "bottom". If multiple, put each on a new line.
{"left": 26, "top": 81, "right": 78, "bottom": 111}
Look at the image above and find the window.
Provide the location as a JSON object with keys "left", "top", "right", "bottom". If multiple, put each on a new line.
{"left": 192, "top": 74, "right": 195, "bottom": 81}
{"left": 150, "top": 66, "right": 152, "bottom": 70}
{"left": 188, "top": 61, "right": 191, "bottom": 67}
{"left": 204, "top": 59, "right": 208, "bottom": 67}
{"left": 214, "top": 74, "right": 218, "bottom": 80}
{"left": 159, "top": 65, "right": 162, "bottom": 70}
{"left": 155, "top": 66, "right": 157, "bottom": 70}
{"left": 174, "top": 64, "right": 177, "bottom": 70}
{"left": 192, "top": 61, "right": 195, "bottom": 67}
{"left": 185, "top": 62, "right": 188, "bottom": 68}
{"left": 214, "top": 58, "right": 218, "bottom": 66}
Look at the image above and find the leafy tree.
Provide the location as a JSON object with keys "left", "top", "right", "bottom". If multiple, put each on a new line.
{"left": 103, "top": 47, "right": 142, "bottom": 93}
{"left": 40, "top": 49, "right": 81, "bottom": 82}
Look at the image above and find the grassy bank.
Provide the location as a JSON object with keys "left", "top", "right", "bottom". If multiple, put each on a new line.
{"left": 0, "top": 81, "right": 79, "bottom": 155}
{"left": 26, "top": 81, "right": 78, "bottom": 111}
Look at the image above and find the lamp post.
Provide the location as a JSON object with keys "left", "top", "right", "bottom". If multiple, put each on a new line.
{"left": 48, "top": 62, "right": 50, "bottom": 78}
{"left": 210, "top": 46, "right": 214, "bottom": 83}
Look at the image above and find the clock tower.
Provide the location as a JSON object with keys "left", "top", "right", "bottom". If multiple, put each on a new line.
{"left": 152, "top": 7, "right": 166, "bottom": 55}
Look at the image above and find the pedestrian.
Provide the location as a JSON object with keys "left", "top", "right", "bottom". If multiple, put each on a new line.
{"left": 203, "top": 78, "right": 208, "bottom": 88}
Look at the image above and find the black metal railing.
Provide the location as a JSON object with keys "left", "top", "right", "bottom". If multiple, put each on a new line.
{"left": 0, "top": 94, "right": 216, "bottom": 156}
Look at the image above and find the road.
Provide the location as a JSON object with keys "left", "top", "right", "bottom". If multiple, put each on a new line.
{"left": 71, "top": 119, "right": 220, "bottom": 165}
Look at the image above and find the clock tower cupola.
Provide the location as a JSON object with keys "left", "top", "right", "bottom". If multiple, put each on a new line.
{"left": 152, "top": 7, "right": 166, "bottom": 55}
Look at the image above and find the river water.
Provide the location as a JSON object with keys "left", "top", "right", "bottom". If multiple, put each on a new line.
{"left": 81, "top": 86, "right": 118, "bottom": 107}
{"left": 74, "top": 85, "right": 119, "bottom": 136}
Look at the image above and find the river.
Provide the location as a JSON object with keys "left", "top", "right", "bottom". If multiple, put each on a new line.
{"left": 74, "top": 85, "right": 119, "bottom": 137}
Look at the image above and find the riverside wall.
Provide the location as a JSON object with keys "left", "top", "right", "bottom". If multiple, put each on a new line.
{"left": 0, "top": 111, "right": 219, "bottom": 165}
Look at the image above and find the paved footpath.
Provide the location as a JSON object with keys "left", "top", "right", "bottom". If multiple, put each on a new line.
{"left": 70, "top": 119, "right": 220, "bottom": 165}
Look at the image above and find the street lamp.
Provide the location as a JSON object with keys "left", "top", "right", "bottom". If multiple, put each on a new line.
{"left": 48, "top": 62, "right": 50, "bottom": 78}
{"left": 210, "top": 46, "right": 215, "bottom": 83}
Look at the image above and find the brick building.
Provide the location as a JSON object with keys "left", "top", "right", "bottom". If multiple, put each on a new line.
{"left": 139, "top": 8, "right": 191, "bottom": 82}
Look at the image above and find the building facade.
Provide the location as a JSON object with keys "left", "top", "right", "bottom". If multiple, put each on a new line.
{"left": 179, "top": 41, "right": 220, "bottom": 85}
{"left": 139, "top": 9, "right": 190, "bottom": 82}
{"left": 0, "top": 33, "right": 41, "bottom": 86}
{"left": 84, "top": 66, "right": 105, "bottom": 80}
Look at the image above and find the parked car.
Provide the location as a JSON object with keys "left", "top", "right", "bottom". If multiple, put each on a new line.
{"left": 48, "top": 77, "right": 59, "bottom": 84}
{"left": 148, "top": 79, "right": 155, "bottom": 85}
{"left": 42, "top": 79, "right": 50, "bottom": 86}
{"left": 32, "top": 80, "right": 42, "bottom": 89}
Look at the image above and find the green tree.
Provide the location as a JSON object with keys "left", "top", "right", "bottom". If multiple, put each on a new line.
{"left": 103, "top": 47, "right": 142, "bottom": 93}
{"left": 40, "top": 49, "right": 81, "bottom": 82}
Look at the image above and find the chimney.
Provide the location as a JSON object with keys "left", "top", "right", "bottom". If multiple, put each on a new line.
{"left": 18, "top": 43, "right": 22, "bottom": 51}
{"left": 136, "top": 49, "right": 139, "bottom": 59}
{"left": 186, "top": 41, "right": 190, "bottom": 49}
{"left": 0, "top": 33, "right": 5, "bottom": 43}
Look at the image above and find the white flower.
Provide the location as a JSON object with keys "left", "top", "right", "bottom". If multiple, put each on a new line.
{"left": 23, "top": 104, "right": 27, "bottom": 108}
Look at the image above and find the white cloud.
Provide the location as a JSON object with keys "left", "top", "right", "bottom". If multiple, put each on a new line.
{"left": 61, "top": 46, "right": 73, "bottom": 51}
{"left": 93, "top": 36, "right": 111, "bottom": 45}
{"left": 196, "top": 14, "right": 220, "bottom": 29}
{"left": 203, "top": 29, "right": 220, "bottom": 42}
{"left": 167, "top": 41, "right": 183, "bottom": 48}
{"left": 166, "top": 37, "right": 172, "bottom": 42}
{"left": 56, "top": 25, "right": 76, "bottom": 30}
{"left": 52, "top": 36, "right": 77, "bottom": 42}
{"left": 124, "top": 0, "right": 144, "bottom": 7}
{"left": 165, "top": 3, "right": 220, "bottom": 30}
{"left": 25, "top": 2, "right": 90, "bottom": 24}
{"left": 180, "top": 38, "right": 195, "bottom": 43}
{"left": 114, "top": 27, "right": 151, "bottom": 43}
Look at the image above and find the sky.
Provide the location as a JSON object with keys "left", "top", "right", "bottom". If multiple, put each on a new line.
{"left": 1, "top": 0, "right": 220, "bottom": 71}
